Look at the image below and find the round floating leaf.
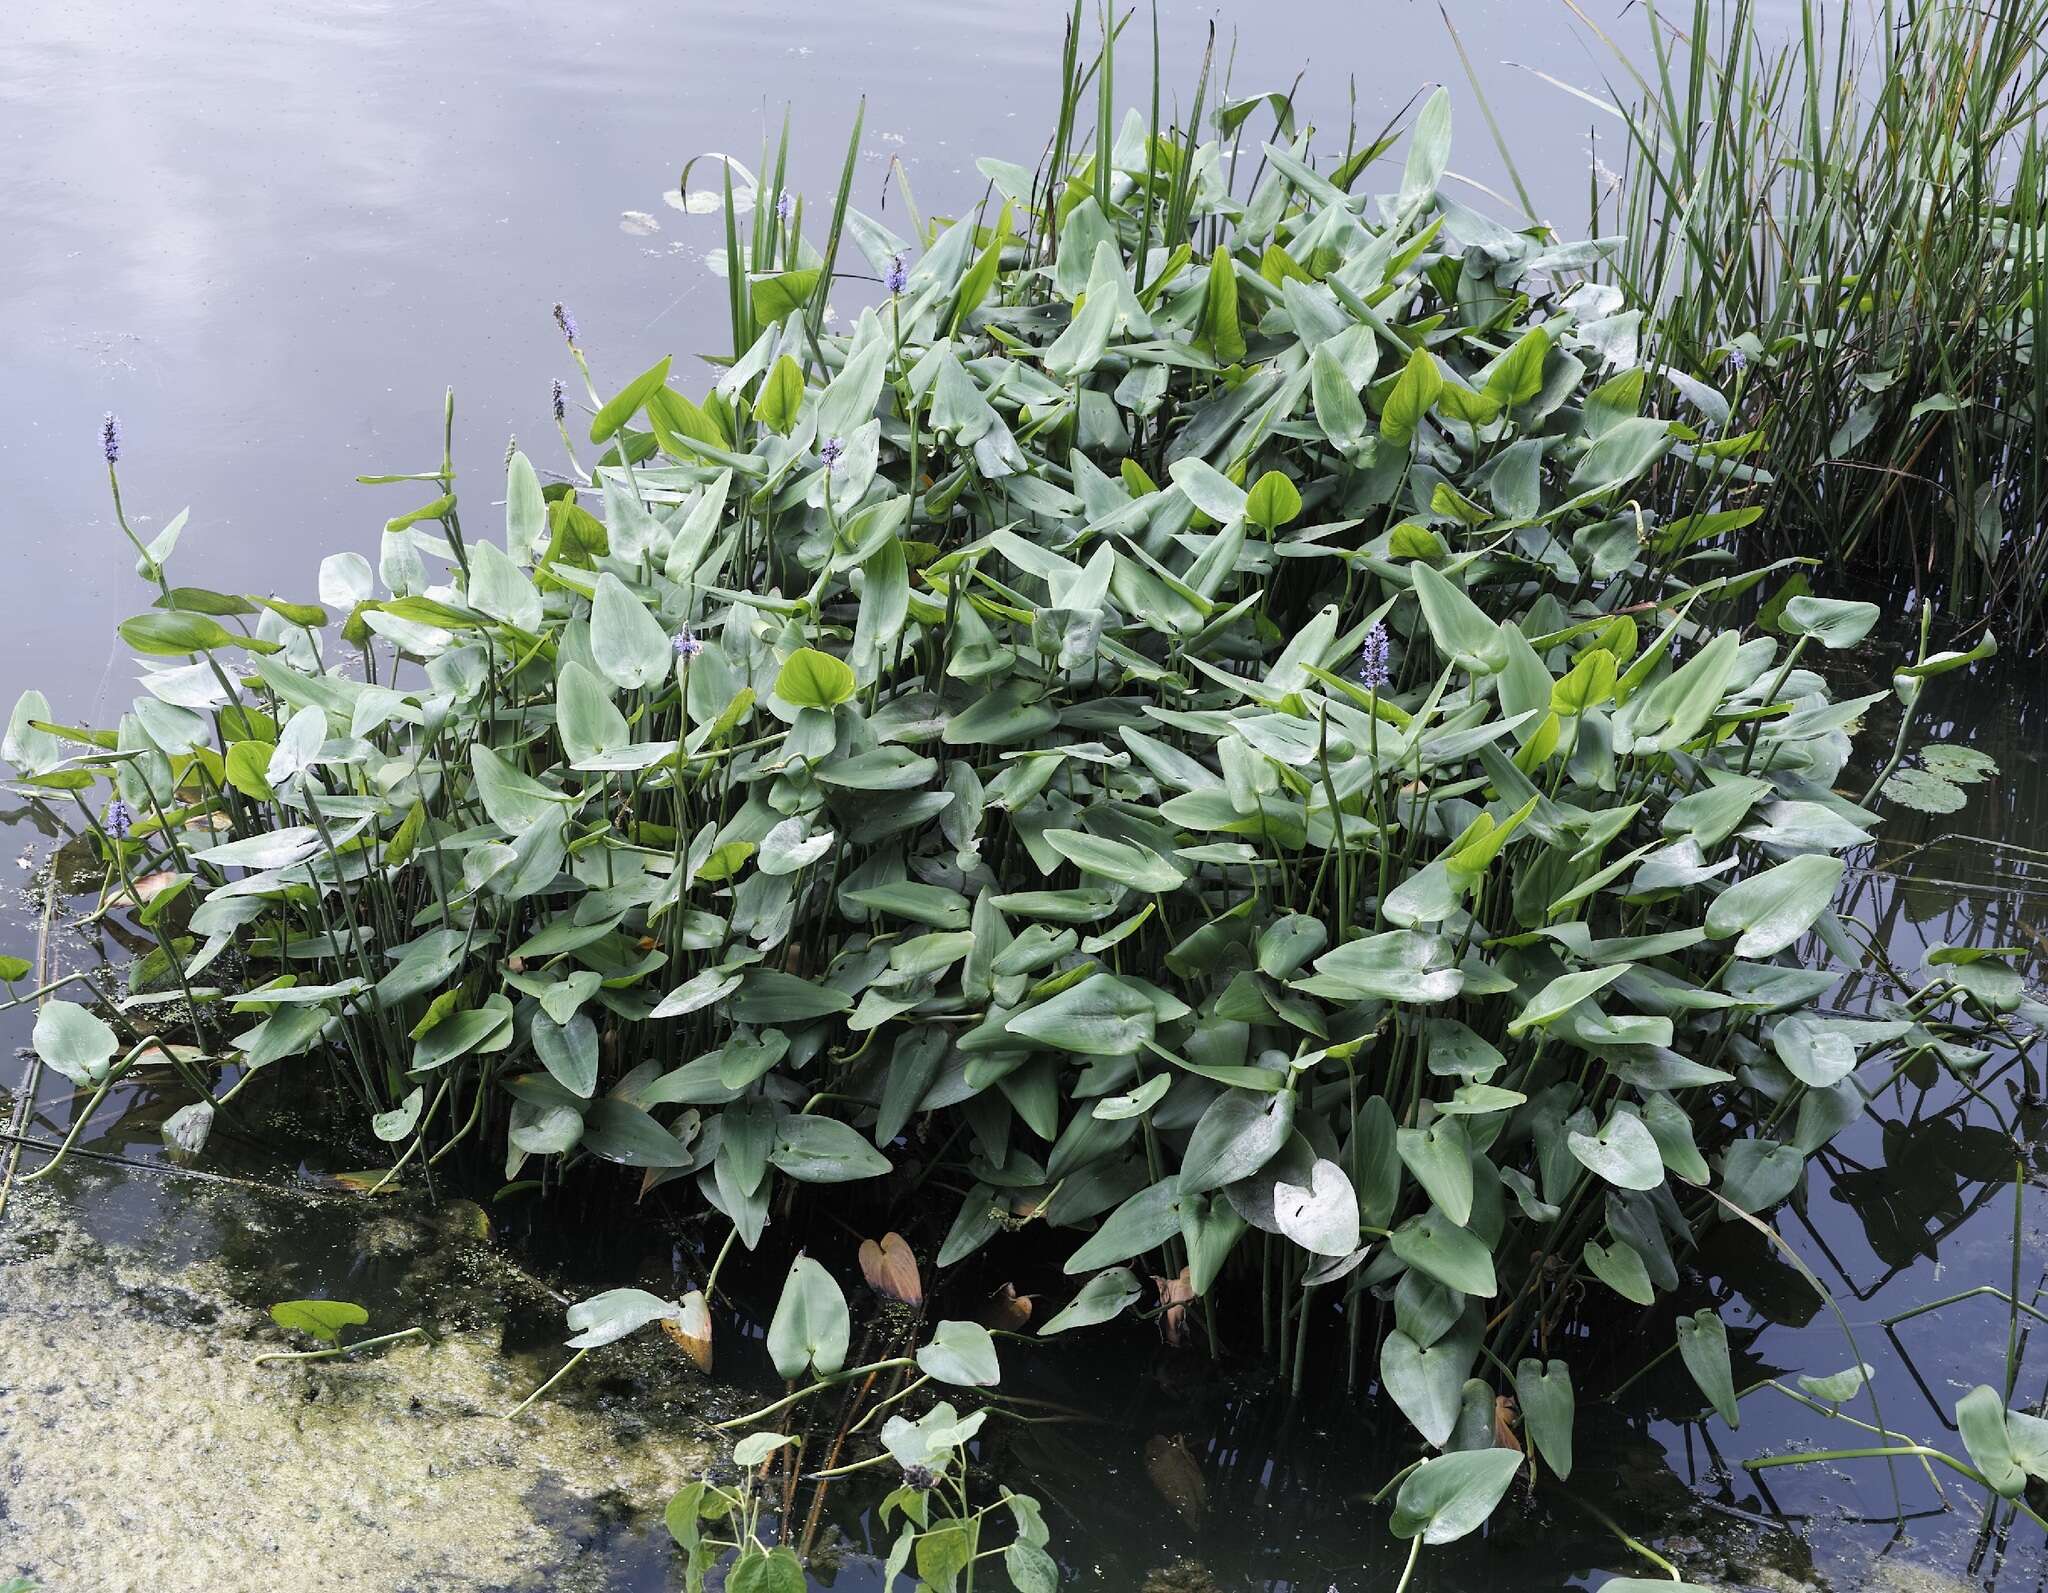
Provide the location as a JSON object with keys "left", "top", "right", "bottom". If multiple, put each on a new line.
{"left": 1882, "top": 766, "right": 1966, "bottom": 813}
{"left": 1920, "top": 744, "right": 1996, "bottom": 784}
{"left": 271, "top": 1298, "right": 369, "bottom": 1344}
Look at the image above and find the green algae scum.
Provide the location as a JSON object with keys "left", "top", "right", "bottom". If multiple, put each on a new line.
{"left": 2, "top": 3, "right": 2045, "bottom": 1590}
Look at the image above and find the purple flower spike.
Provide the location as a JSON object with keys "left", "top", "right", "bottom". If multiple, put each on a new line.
{"left": 551, "top": 378, "right": 566, "bottom": 423}
{"left": 672, "top": 627, "right": 702, "bottom": 659}
{"left": 552, "top": 301, "right": 579, "bottom": 345}
{"left": 104, "top": 798, "right": 135, "bottom": 840}
{"left": 819, "top": 436, "right": 845, "bottom": 470}
{"left": 101, "top": 412, "right": 121, "bottom": 465}
{"left": 776, "top": 192, "right": 794, "bottom": 221}
{"left": 1356, "top": 622, "right": 1390, "bottom": 691}
{"left": 884, "top": 253, "right": 909, "bottom": 295}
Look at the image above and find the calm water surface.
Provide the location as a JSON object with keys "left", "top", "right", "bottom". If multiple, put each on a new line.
{"left": 3, "top": 2, "right": 2036, "bottom": 1590}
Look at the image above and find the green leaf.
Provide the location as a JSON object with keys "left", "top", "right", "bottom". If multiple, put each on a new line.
{"left": 1514, "top": 1358, "right": 1574, "bottom": 1478}
{"left": 1956, "top": 1384, "right": 2026, "bottom": 1498}
{"left": 270, "top": 1298, "right": 369, "bottom": 1344}
{"left": 1396, "top": 87, "right": 1453, "bottom": 210}
{"left": 916, "top": 1319, "right": 1000, "bottom": 1387}
{"left": 1390, "top": 1449, "right": 1522, "bottom": 1545}
{"left": 32, "top": 1000, "right": 119, "bottom": 1086}
{"left": 591, "top": 573, "right": 674, "bottom": 691}
{"left": 1271, "top": 1157, "right": 1361, "bottom": 1256}
{"left": 1396, "top": 1121, "right": 1474, "bottom": 1227}
{"left": 770, "top": 1114, "right": 893, "bottom": 1182}
{"left": 728, "top": 1547, "right": 806, "bottom": 1593}
{"left": 588, "top": 356, "right": 674, "bottom": 443}
{"left": 531, "top": 1010, "right": 599, "bottom": 1099}
{"left": 766, "top": 1256, "right": 850, "bottom": 1379}
{"left": 731, "top": 1432, "right": 797, "bottom": 1468}
{"left": 1244, "top": 470, "right": 1303, "bottom": 530}
{"left": 1780, "top": 595, "right": 1880, "bottom": 649}
{"left": 749, "top": 268, "right": 822, "bottom": 326}
{"left": 1882, "top": 767, "right": 1966, "bottom": 813}
{"left": 1507, "top": 965, "right": 1628, "bottom": 1036}
{"left": 1390, "top": 1209, "right": 1498, "bottom": 1297}
{"left": 581, "top": 1099, "right": 694, "bottom": 1166}
{"left": 1040, "top": 1267, "right": 1143, "bottom": 1335}
{"left": 1567, "top": 1108, "right": 1663, "bottom": 1190}
{"left": 1302, "top": 930, "right": 1464, "bottom": 1004}
{"left": 118, "top": 611, "right": 281, "bottom": 657}
{"left": 1675, "top": 1309, "right": 1738, "bottom": 1427}
{"left": 950, "top": 201, "right": 1014, "bottom": 333}
{"left": 1063, "top": 1178, "right": 1184, "bottom": 1273}
{"left": 774, "top": 647, "right": 857, "bottom": 709}
{"left": 1008, "top": 973, "right": 1179, "bottom": 1057}
{"left": 1197, "top": 245, "right": 1246, "bottom": 363}
{"left": 1718, "top": 1138, "right": 1806, "bottom": 1212}
{"left": 1381, "top": 1324, "right": 1477, "bottom": 1447}
{"left": 757, "top": 354, "right": 805, "bottom": 435}
{"left": 1179, "top": 1088, "right": 1295, "bottom": 1194}
{"left": 1582, "top": 1237, "right": 1655, "bottom": 1305}
{"left": 1380, "top": 348, "right": 1444, "bottom": 447}
{"left": 1045, "top": 829, "right": 1185, "bottom": 892}
{"left": 1408, "top": 560, "right": 1504, "bottom": 674}
{"left": 1796, "top": 1363, "right": 1873, "bottom": 1405}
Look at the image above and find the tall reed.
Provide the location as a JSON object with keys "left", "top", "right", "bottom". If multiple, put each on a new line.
{"left": 1582, "top": 0, "right": 2048, "bottom": 633}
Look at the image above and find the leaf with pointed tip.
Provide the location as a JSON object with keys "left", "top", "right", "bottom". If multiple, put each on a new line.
{"left": 1676, "top": 1309, "right": 1738, "bottom": 1427}
{"left": 766, "top": 1257, "right": 849, "bottom": 1380}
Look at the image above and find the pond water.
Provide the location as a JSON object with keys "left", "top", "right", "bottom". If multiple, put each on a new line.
{"left": 2, "top": 1, "right": 2038, "bottom": 1590}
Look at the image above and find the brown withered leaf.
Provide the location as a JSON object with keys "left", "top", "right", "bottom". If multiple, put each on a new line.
{"left": 660, "top": 1289, "right": 713, "bottom": 1372}
{"left": 1151, "top": 1267, "right": 1196, "bottom": 1347}
{"left": 858, "top": 1231, "right": 923, "bottom": 1307}
{"left": 1493, "top": 1393, "right": 1522, "bottom": 1453}
{"left": 1143, "top": 1434, "right": 1207, "bottom": 1523}
{"left": 983, "top": 1282, "right": 1032, "bottom": 1332}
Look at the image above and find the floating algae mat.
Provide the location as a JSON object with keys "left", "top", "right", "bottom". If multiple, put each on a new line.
{"left": 0, "top": 1162, "right": 715, "bottom": 1593}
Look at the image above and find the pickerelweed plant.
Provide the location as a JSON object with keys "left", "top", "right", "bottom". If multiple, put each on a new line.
{"left": 5, "top": 36, "right": 2021, "bottom": 1562}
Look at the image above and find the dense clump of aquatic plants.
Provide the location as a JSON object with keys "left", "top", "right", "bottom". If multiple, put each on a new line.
{"left": 6, "top": 28, "right": 2018, "bottom": 1561}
